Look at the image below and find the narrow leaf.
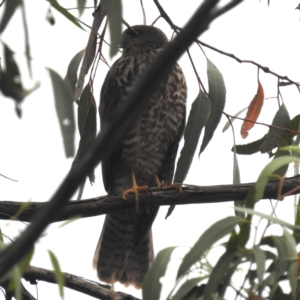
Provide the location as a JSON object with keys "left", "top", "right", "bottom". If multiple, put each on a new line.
{"left": 0, "top": 0, "right": 22, "bottom": 33}
{"left": 18, "top": 248, "right": 34, "bottom": 274}
{"left": 240, "top": 80, "right": 264, "bottom": 139}
{"left": 289, "top": 114, "right": 300, "bottom": 135}
{"left": 20, "top": 2, "right": 32, "bottom": 77}
{"left": 177, "top": 216, "right": 243, "bottom": 279}
{"left": 77, "top": 0, "right": 86, "bottom": 16}
{"left": 253, "top": 245, "right": 266, "bottom": 287}
{"left": 199, "top": 59, "right": 226, "bottom": 155}
{"left": 72, "top": 84, "right": 97, "bottom": 186}
{"left": 143, "top": 247, "right": 176, "bottom": 300}
{"left": 103, "top": 0, "right": 122, "bottom": 57}
{"left": 233, "top": 135, "right": 266, "bottom": 155}
{"left": 48, "top": 250, "right": 64, "bottom": 297}
{"left": 64, "top": 49, "right": 85, "bottom": 95}
{"left": 174, "top": 90, "right": 211, "bottom": 183}
{"left": 48, "top": 68, "right": 76, "bottom": 157}
{"left": 172, "top": 277, "right": 203, "bottom": 300}
{"left": 203, "top": 250, "right": 234, "bottom": 299}
{"left": 1, "top": 43, "right": 24, "bottom": 103}
{"left": 222, "top": 106, "right": 247, "bottom": 132}
{"left": 49, "top": 0, "right": 83, "bottom": 30}
{"left": 260, "top": 103, "right": 290, "bottom": 153}
{"left": 252, "top": 156, "right": 300, "bottom": 203}
{"left": 293, "top": 196, "right": 300, "bottom": 243}
{"left": 272, "top": 135, "right": 290, "bottom": 177}
{"left": 235, "top": 206, "right": 300, "bottom": 232}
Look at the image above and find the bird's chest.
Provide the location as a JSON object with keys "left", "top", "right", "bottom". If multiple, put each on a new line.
{"left": 115, "top": 55, "right": 185, "bottom": 176}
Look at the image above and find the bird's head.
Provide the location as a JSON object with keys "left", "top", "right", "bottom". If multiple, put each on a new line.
{"left": 120, "top": 25, "right": 168, "bottom": 54}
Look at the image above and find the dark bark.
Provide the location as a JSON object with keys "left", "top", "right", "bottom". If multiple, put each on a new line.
{"left": 0, "top": 175, "right": 299, "bottom": 222}
{"left": 23, "top": 266, "right": 140, "bottom": 300}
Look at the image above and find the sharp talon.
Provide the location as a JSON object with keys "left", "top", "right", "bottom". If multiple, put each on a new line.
{"left": 154, "top": 175, "right": 162, "bottom": 188}
{"left": 122, "top": 172, "right": 148, "bottom": 210}
{"left": 166, "top": 183, "right": 182, "bottom": 194}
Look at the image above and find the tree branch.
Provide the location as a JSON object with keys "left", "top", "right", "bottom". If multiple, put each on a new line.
{"left": 0, "top": 0, "right": 244, "bottom": 279}
{"left": 23, "top": 266, "right": 140, "bottom": 300}
{"left": 1, "top": 175, "right": 299, "bottom": 223}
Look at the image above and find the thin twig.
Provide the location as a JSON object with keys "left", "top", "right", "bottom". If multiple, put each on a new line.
{"left": 223, "top": 111, "right": 300, "bottom": 136}
{"left": 140, "top": 0, "right": 146, "bottom": 25}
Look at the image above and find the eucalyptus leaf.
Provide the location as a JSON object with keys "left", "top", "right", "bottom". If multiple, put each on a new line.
{"left": 174, "top": 90, "right": 211, "bottom": 183}
{"left": 199, "top": 59, "right": 226, "bottom": 155}
{"left": 103, "top": 0, "right": 122, "bottom": 57}
{"left": 0, "top": 0, "right": 22, "bottom": 33}
{"left": 177, "top": 216, "right": 243, "bottom": 279}
{"left": 48, "top": 250, "right": 64, "bottom": 297}
{"left": 260, "top": 104, "right": 290, "bottom": 153}
{"left": 233, "top": 135, "right": 266, "bottom": 155}
{"left": 49, "top": 0, "right": 83, "bottom": 30}
{"left": 48, "top": 68, "right": 76, "bottom": 158}
{"left": 143, "top": 247, "right": 176, "bottom": 300}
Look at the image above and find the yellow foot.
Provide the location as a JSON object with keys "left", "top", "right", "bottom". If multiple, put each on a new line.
{"left": 122, "top": 172, "right": 148, "bottom": 210}
{"left": 166, "top": 183, "right": 183, "bottom": 193}
{"left": 122, "top": 185, "right": 149, "bottom": 201}
{"left": 154, "top": 175, "right": 162, "bottom": 188}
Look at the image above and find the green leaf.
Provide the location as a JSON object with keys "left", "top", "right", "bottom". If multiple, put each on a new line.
{"left": 1, "top": 43, "right": 23, "bottom": 102}
{"left": 20, "top": 2, "right": 32, "bottom": 77}
{"left": 0, "top": 0, "right": 22, "bottom": 33}
{"left": 18, "top": 248, "right": 34, "bottom": 274}
{"left": 293, "top": 196, "right": 300, "bottom": 243}
{"left": 64, "top": 49, "right": 85, "bottom": 95}
{"left": 233, "top": 135, "right": 266, "bottom": 155}
{"left": 172, "top": 277, "right": 204, "bottom": 300}
{"left": 260, "top": 104, "right": 290, "bottom": 153}
{"left": 203, "top": 250, "right": 235, "bottom": 300}
{"left": 59, "top": 215, "right": 81, "bottom": 228}
{"left": 72, "top": 84, "right": 97, "bottom": 185}
{"left": 199, "top": 59, "right": 226, "bottom": 155}
{"left": 77, "top": 0, "right": 86, "bottom": 16}
{"left": 278, "top": 81, "right": 293, "bottom": 86}
{"left": 49, "top": 0, "right": 83, "bottom": 30}
{"left": 253, "top": 245, "right": 266, "bottom": 287}
{"left": 103, "top": 0, "right": 122, "bottom": 57}
{"left": 270, "top": 231, "right": 297, "bottom": 299}
{"left": 289, "top": 114, "right": 300, "bottom": 135}
{"left": 174, "top": 90, "right": 211, "bottom": 183}
{"left": 177, "top": 216, "right": 243, "bottom": 279}
{"left": 272, "top": 135, "right": 290, "bottom": 177}
{"left": 242, "top": 156, "right": 300, "bottom": 206}
{"left": 8, "top": 266, "right": 22, "bottom": 300}
{"left": 143, "top": 247, "right": 176, "bottom": 300}
{"left": 47, "top": 68, "right": 76, "bottom": 158}
{"left": 48, "top": 250, "right": 64, "bottom": 297}
{"left": 235, "top": 206, "right": 300, "bottom": 232}
{"left": 222, "top": 106, "right": 247, "bottom": 132}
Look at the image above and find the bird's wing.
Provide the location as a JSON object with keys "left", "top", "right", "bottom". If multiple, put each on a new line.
{"left": 99, "top": 60, "right": 123, "bottom": 194}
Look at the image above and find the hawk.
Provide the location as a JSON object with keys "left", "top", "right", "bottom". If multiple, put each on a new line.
{"left": 93, "top": 25, "right": 187, "bottom": 289}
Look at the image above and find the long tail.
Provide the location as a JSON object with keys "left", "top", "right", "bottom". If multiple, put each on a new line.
{"left": 93, "top": 210, "right": 155, "bottom": 289}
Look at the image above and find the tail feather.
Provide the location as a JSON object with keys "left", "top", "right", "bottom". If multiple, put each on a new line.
{"left": 93, "top": 211, "right": 155, "bottom": 289}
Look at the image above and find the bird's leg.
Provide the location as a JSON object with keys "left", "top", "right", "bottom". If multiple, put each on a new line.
{"left": 165, "top": 183, "right": 183, "bottom": 193}
{"left": 122, "top": 172, "right": 148, "bottom": 209}
{"left": 154, "top": 175, "right": 162, "bottom": 188}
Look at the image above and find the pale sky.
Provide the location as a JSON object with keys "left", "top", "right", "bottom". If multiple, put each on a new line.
{"left": 1, "top": 0, "right": 300, "bottom": 299}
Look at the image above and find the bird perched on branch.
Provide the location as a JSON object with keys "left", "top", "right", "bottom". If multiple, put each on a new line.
{"left": 93, "top": 25, "right": 187, "bottom": 289}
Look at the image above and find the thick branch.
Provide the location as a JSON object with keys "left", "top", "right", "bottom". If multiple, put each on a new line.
{"left": 1, "top": 175, "right": 300, "bottom": 223}
{"left": 23, "top": 266, "right": 140, "bottom": 300}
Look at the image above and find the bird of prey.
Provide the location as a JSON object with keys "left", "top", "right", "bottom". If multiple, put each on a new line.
{"left": 93, "top": 25, "right": 187, "bottom": 289}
